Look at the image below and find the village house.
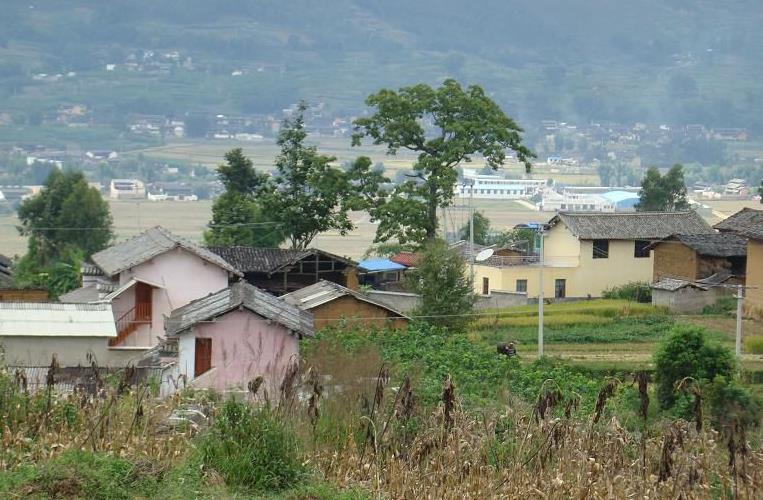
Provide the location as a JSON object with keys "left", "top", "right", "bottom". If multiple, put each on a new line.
{"left": 282, "top": 280, "right": 409, "bottom": 330}
{"left": 714, "top": 208, "right": 763, "bottom": 318}
{"left": 649, "top": 233, "right": 747, "bottom": 283}
{"left": 0, "top": 302, "right": 140, "bottom": 367}
{"left": 473, "top": 211, "right": 713, "bottom": 299}
{"left": 61, "top": 227, "right": 242, "bottom": 350}
{"left": 164, "top": 281, "right": 314, "bottom": 393}
{"left": 209, "top": 246, "right": 359, "bottom": 295}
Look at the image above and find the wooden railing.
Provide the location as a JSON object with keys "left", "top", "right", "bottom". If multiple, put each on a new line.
{"left": 109, "top": 303, "right": 151, "bottom": 346}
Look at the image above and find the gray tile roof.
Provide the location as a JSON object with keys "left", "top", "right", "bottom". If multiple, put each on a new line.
{"left": 714, "top": 208, "right": 763, "bottom": 240}
{"left": 282, "top": 280, "right": 409, "bottom": 318}
{"left": 91, "top": 227, "right": 242, "bottom": 277}
{"left": 651, "top": 278, "right": 704, "bottom": 291}
{"left": 207, "top": 246, "right": 356, "bottom": 274}
{"left": 550, "top": 211, "right": 713, "bottom": 240}
{"left": 0, "top": 254, "right": 11, "bottom": 286}
{"left": 165, "top": 281, "right": 314, "bottom": 337}
{"left": 59, "top": 285, "right": 100, "bottom": 303}
{"left": 671, "top": 233, "right": 747, "bottom": 257}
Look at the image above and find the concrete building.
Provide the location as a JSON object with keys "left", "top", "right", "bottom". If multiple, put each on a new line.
{"left": 109, "top": 179, "right": 146, "bottom": 199}
{"left": 0, "top": 302, "right": 138, "bottom": 367}
{"left": 165, "top": 281, "right": 314, "bottom": 394}
{"left": 61, "top": 227, "right": 242, "bottom": 350}
{"left": 473, "top": 211, "right": 713, "bottom": 299}
{"left": 456, "top": 170, "right": 547, "bottom": 200}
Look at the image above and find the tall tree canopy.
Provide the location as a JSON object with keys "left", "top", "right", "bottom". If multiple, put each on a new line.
{"left": 262, "top": 102, "right": 386, "bottom": 250}
{"left": 353, "top": 79, "right": 534, "bottom": 245}
{"left": 637, "top": 164, "right": 689, "bottom": 211}
{"left": 204, "top": 148, "right": 284, "bottom": 248}
{"left": 458, "top": 211, "right": 492, "bottom": 246}
{"left": 15, "top": 169, "right": 112, "bottom": 296}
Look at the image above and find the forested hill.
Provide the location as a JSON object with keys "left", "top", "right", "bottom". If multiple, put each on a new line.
{"left": 1, "top": 0, "right": 762, "bottom": 131}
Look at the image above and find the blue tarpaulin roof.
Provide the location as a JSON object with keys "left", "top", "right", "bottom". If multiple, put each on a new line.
{"left": 358, "top": 259, "right": 407, "bottom": 272}
{"left": 601, "top": 190, "right": 640, "bottom": 208}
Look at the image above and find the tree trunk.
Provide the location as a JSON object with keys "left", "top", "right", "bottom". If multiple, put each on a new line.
{"left": 426, "top": 183, "right": 438, "bottom": 240}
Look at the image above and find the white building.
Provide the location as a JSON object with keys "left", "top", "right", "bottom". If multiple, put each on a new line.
{"left": 456, "top": 170, "right": 548, "bottom": 200}
{"left": 538, "top": 190, "right": 616, "bottom": 212}
{"left": 109, "top": 179, "right": 146, "bottom": 199}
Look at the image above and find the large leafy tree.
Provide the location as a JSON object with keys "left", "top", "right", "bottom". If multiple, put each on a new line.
{"left": 262, "top": 102, "right": 386, "bottom": 250}
{"left": 15, "top": 169, "right": 112, "bottom": 296}
{"left": 406, "top": 238, "right": 475, "bottom": 332}
{"left": 458, "top": 211, "right": 491, "bottom": 245}
{"left": 353, "top": 79, "right": 534, "bottom": 245}
{"left": 204, "top": 148, "right": 284, "bottom": 248}
{"left": 637, "top": 164, "right": 689, "bottom": 211}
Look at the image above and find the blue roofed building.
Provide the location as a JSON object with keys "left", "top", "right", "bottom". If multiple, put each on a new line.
{"left": 601, "top": 190, "right": 640, "bottom": 211}
{"left": 357, "top": 258, "right": 408, "bottom": 289}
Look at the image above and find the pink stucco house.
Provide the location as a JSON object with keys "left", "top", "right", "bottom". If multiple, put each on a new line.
{"left": 61, "top": 227, "right": 242, "bottom": 353}
{"left": 164, "top": 281, "right": 314, "bottom": 393}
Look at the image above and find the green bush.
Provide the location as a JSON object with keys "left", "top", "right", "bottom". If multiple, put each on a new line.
{"left": 197, "top": 399, "right": 305, "bottom": 492}
{"left": 706, "top": 376, "right": 762, "bottom": 431}
{"left": 701, "top": 296, "right": 736, "bottom": 315}
{"left": 654, "top": 325, "right": 735, "bottom": 410}
{"left": 744, "top": 336, "right": 763, "bottom": 354}
{"left": 602, "top": 281, "right": 652, "bottom": 303}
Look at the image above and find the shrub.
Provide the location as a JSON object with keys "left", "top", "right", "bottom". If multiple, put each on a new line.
{"left": 706, "top": 376, "right": 762, "bottom": 431}
{"left": 654, "top": 325, "right": 735, "bottom": 409}
{"left": 701, "top": 296, "right": 736, "bottom": 315}
{"left": 197, "top": 398, "right": 305, "bottom": 492}
{"left": 602, "top": 281, "right": 652, "bottom": 303}
{"left": 744, "top": 336, "right": 763, "bottom": 354}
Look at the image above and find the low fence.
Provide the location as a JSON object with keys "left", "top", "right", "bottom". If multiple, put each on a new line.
{"left": 7, "top": 365, "right": 166, "bottom": 394}
{"left": 365, "top": 289, "right": 528, "bottom": 315}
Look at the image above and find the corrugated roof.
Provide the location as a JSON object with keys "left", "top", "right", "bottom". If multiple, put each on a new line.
{"left": 549, "top": 211, "right": 713, "bottom": 240}
{"left": 165, "top": 281, "right": 314, "bottom": 337}
{"left": 91, "top": 227, "right": 241, "bottom": 277}
{"left": 207, "top": 246, "right": 356, "bottom": 274}
{"left": 714, "top": 208, "right": 763, "bottom": 240}
{"left": 0, "top": 302, "right": 116, "bottom": 337}
{"left": 282, "top": 280, "right": 409, "bottom": 318}
{"left": 357, "top": 258, "right": 407, "bottom": 272}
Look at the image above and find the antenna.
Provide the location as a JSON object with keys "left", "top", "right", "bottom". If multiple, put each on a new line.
{"left": 474, "top": 248, "right": 494, "bottom": 262}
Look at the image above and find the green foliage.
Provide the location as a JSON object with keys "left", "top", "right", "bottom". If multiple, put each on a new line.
{"left": 0, "top": 450, "right": 161, "bottom": 499}
{"left": 701, "top": 296, "right": 736, "bottom": 315}
{"left": 602, "top": 281, "right": 652, "bottom": 303}
{"left": 205, "top": 148, "right": 284, "bottom": 248}
{"left": 654, "top": 325, "right": 735, "bottom": 409}
{"left": 706, "top": 376, "right": 762, "bottom": 431}
{"left": 353, "top": 79, "right": 534, "bottom": 244}
{"left": 197, "top": 399, "right": 305, "bottom": 492}
{"left": 263, "top": 102, "right": 387, "bottom": 250}
{"left": 492, "top": 228, "right": 535, "bottom": 253}
{"left": 745, "top": 337, "right": 763, "bottom": 354}
{"left": 17, "top": 169, "right": 112, "bottom": 263}
{"left": 637, "top": 164, "right": 689, "bottom": 212}
{"left": 458, "top": 211, "right": 491, "bottom": 245}
{"left": 406, "top": 238, "right": 475, "bottom": 332}
{"left": 362, "top": 241, "right": 417, "bottom": 259}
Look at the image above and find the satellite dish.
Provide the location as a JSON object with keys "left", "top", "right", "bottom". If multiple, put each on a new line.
{"left": 475, "top": 248, "right": 494, "bottom": 262}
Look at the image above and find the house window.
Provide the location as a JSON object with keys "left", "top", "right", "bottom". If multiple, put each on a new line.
{"left": 555, "top": 279, "right": 566, "bottom": 299}
{"left": 516, "top": 279, "right": 527, "bottom": 293}
{"left": 592, "top": 239, "right": 609, "bottom": 259}
{"left": 634, "top": 240, "right": 650, "bottom": 258}
{"left": 194, "top": 338, "right": 212, "bottom": 377}
{"left": 482, "top": 277, "right": 490, "bottom": 295}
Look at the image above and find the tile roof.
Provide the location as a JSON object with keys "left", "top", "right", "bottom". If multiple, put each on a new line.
{"left": 0, "top": 254, "right": 11, "bottom": 287}
{"left": 207, "top": 246, "right": 356, "bottom": 274}
{"left": 91, "top": 227, "right": 241, "bottom": 277}
{"left": 670, "top": 233, "right": 747, "bottom": 257}
{"left": 0, "top": 302, "right": 116, "bottom": 337}
{"left": 390, "top": 252, "right": 418, "bottom": 267}
{"left": 282, "top": 280, "right": 409, "bottom": 318}
{"left": 449, "top": 240, "right": 488, "bottom": 260}
{"left": 59, "top": 285, "right": 100, "bottom": 303}
{"left": 651, "top": 278, "right": 704, "bottom": 291}
{"left": 714, "top": 208, "right": 763, "bottom": 240}
{"left": 165, "top": 281, "right": 314, "bottom": 337}
{"left": 549, "top": 211, "right": 713, "bottom": 240}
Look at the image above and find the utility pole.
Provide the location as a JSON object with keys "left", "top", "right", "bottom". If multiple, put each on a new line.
{"left": 468, "top": 179, "right": 475, "bottom": 283}
{"left": 735, "top": 284, "right": 744, "bottom": 358}
{"left": 538, "top": 228, "right": 545, "bottom": 357}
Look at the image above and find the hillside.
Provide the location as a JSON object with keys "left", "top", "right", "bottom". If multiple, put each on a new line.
{"left": 0, "top": 0, "right": 762, "bottom": 147}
